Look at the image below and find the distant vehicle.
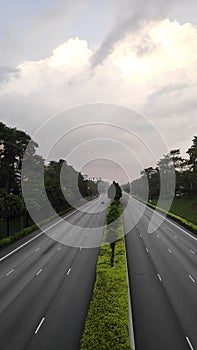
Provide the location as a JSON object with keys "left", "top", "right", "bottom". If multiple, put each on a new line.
{"left": 101, "top": 201, "right": 104, "bottom": 204}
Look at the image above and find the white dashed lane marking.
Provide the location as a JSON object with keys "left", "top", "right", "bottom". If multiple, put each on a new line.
{"left": 188, "top": 274, "right": 195, "bottom": 283}
{"left": 67, "top": 268, "right": 71, "bottom": 276}
{"left": 35, "top": 317, "right": 45, "bottom": 334}
{"left": 36, "top": 269, "right": 42, "bottom": 276}
{"left": 157, "top": 274, "right": 162, "bottom": 282}
{"left": 6, "top": 269, "right": 14, "bottom": 276}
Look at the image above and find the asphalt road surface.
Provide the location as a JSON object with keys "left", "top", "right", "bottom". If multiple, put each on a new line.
{"left": 0, "top": 196, "right": 110, "bottom": 350}
{"left": 122, "top": 194, "right": 197, "bottom": 350}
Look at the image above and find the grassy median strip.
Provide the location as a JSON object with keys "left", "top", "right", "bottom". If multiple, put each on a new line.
{"left": 135, "top": 196, "right": 197, "bottom": 236}
{"left": 80, "top": 201, "right": 132, "bottom": 350}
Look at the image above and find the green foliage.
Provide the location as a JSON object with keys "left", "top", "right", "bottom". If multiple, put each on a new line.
{"left": 108, "top": 181, "right": 122, "bottom": 200}
{"left": 80, "top": 204, "right": 132, "bottom": 350}
{"left": 0, "top": 206, "right": 74, "bottom": 249}
{"left": 186, "top": 136, "right": 197, "bottom": 172}
{"left": 152, "top": 196, "right": 197, "bottom": 225}
{"left": 123, "top": 137, "right": 197, "bottom": 198}
{"left": 136, "top": 197, "right": 197, "bottom": 235}
{"left": 0, "top": 224, "right": 38, "bottom": 249}
{"left": 0, "top": 121, "right": 34, "bottom": 195}
{"left": 104, "top": 200, "right": 123, "bottom": 266}
{"left": 0, "top": 122, "right": 99, "bottom": 237}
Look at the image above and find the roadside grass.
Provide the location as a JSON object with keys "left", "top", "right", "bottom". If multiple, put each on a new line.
{"left": 152, "top": 196, "right": 197, "bottom": 226}
{"left": 135, "top": 196, "right": 197, "bottom": 236}
{"left": 0, "top": 206, "right": 74, "bottom": 250}
{"left": 80, "top": 201, "right": 132, "bottom": 350}
{"left": 0, "top": 196, "right": 98, "bottom": 250}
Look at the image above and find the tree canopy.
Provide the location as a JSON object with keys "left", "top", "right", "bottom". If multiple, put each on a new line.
{"left": 122, "top": 136, "right": 197, "bottom": 199}
{"left": 107, "top": 181, "right": 122, "bottom": 200}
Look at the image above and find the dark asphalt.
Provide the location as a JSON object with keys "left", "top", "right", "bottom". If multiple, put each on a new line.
{"left": 0, "top": 196, "right": 110, "bottom": 350}
{"left": 122, "top": 194, "right": 197, "bottom": 350}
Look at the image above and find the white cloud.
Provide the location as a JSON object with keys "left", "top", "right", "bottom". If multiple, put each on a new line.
{"left": 0, "top": 19, "right": 197, "bottom": 166}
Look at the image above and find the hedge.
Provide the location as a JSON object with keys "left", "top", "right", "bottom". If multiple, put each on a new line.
{"left": 80, "top": 201, "right": 132, "bottom": 350}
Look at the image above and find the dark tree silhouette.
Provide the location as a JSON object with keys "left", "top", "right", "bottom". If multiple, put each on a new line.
{"left": 107, "top": 181, "right": 122, "bottom": 200}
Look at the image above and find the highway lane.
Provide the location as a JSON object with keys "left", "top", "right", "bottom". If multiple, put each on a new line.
{"left": 0, "top": 196, "right": 110, "bottom": 350}
{"left": 122, "top": 194, "right": 197, "bottom": 350}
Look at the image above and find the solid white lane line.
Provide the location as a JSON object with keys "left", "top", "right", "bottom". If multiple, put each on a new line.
{"left": 0, "top": 209, "right": 78, "bottom": 263}
{"left": 188, "top": 274, "right": 195, "bottom": 283}
{"left": 190, "top": 250, "right": 195, "bottom": 255}
{"left": 146, "top": 248, "right": 149, "bottom": 253}
{"left": 36, "top": 269, "right": 42, "bottom": 276}
{"left": 157, "top": 273, "right": 162, "bottom": 282}
{"left": 35, "top": 248, "right": 40, "bottom": 252}
{"left": 6, "top": 269, "right": 14, "bottom": 276}
{"left": 168, "top": 249, "right": 172, "bottom": 254}
{"left": 67, "top": 268, "right": 71, "bottom": 275}
{"left": 186, "top": 337, "right": 195, "bottom": 350}
{"left": 35, "top": 317, "right": 45, "bottom": 334}
{"left": 146, "top": 204, "right": 197, "bottom": 242}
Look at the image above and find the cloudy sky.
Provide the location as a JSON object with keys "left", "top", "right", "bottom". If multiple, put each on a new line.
{"left": 1, "top": 0, "right": 197, "bottom": 182}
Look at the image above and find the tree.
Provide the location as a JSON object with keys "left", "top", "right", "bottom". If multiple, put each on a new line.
{"left": 0, "top": 122, "right": 33, "bottom": 195}
{"left": 186, "top": 136, "right": 197, "bottom": 173}
{"left": 0, "top": 194, "right": 25, "bottom": 236}
{"left": 107, "top": 181, "right": 122, "bottom": 200}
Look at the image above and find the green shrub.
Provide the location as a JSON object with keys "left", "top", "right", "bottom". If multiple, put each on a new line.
{"left": 80, "top": 202, "right": 132, "bottom": 350}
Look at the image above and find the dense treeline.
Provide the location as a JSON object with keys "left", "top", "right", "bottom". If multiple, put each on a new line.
{"left": 122, "top": 136, "right": 197, "bottom": 200}
{"left": 0, "top": 122, "right": 98, "bottom": 237}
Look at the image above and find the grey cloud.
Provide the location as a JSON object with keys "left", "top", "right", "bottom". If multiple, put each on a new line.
{"left": 0, "top": 66, "right": 19, "bottom": 82}
{"left": 91, "top": 0, "right": 194, "bottom": 67}
{"left": 91, "top": 0, "right": 168, "bottom": 67}
{"left": 147, "top": 83, "right": 189, "bottom": 100}
{"left": 91, "top": 13, "right": 141, "bottom": 67}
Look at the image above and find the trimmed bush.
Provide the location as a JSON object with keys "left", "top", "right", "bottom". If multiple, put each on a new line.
{"left": 80, "top": 202, "right": 132, "bottom": 350}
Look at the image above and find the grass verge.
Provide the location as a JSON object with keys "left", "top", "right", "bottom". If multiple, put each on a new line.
{"left": 0, "top": 196, "right": 98, "bottom": 250}
{"left": 135, "top": 196, "right": 197, "bottom": 236}
{"left": 0, "top": 206, "right": 74, "bottom": 250}
{"left": 152, "top": 196, "right": 197, "bottom": 225}
{"left": 80, "top": 201, "right": 132, "bottom": 350}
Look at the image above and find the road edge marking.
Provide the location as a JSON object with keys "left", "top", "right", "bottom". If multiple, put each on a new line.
{"left": 133, "top": 197, "right": 197, "bottom": 242}
{"left": 0, "top": 209, "right": 77, "bottom": 263}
